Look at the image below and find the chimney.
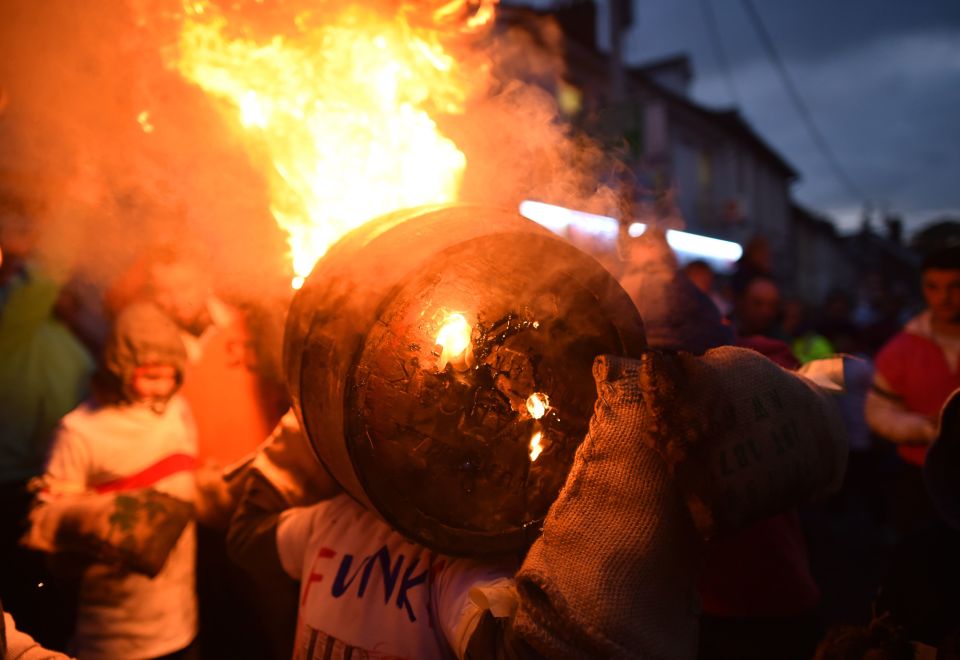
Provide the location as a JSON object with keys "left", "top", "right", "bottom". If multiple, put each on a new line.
{"left": 552, "top": 1, "right": 599, "bottom": 51}
{"left": 885, "top": 214, "right": 903, "bottom": 245}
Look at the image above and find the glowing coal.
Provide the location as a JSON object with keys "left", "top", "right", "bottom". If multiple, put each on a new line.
{"left": 526, "top": 392, "right": 549, "bottom": 419}
{"left": 529, "top": 430, "right": 544, "bottom": 462}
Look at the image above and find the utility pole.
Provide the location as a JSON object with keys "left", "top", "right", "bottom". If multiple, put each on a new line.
{"left": 608, "top": 0, "right": 629, "bottom": 102}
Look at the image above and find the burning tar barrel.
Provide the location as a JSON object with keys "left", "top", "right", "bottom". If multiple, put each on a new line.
{"left": 284, "top": 205, "right": 646, "bottom": 556}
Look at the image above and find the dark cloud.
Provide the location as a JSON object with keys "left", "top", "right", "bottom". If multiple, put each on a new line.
{"left": 622, "top": 0, "right": 960, "bottom": 232}
{"left": 624, "top": 0, "right": 960, "bottom": 70}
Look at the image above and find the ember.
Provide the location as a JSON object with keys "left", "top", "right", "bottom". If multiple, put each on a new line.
{"left": 529, "top": 430, "right": 544, "bottom": 462}
{"left": 526, "top": 392, "right": 549, "bottom": 419}
{"left": 436, "top": 312, "right": 472, "bottom": 369}
{"left": 136, "top": 110, "right": 155, "bottom": 134}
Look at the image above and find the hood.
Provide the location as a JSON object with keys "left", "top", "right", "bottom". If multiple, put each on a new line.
{"left": 103, "top": 302, "right": 187, "bottom": 397}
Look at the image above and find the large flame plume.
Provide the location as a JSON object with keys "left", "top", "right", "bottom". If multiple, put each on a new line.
{"left": 171, "top": 0, "right": 497, "bottom": 287}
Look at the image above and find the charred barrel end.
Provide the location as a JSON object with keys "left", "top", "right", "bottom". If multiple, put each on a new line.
{"left": 284, "top": 205, "right": 646, "bottom": 556}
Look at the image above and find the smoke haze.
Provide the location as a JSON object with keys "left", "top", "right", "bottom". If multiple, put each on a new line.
{"left": 0, "top": 0, "right": 618, "bottom": 299}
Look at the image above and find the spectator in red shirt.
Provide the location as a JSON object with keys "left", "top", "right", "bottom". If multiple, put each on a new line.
{"left": 866, "top": 246, "right": 960, "bottom": 533}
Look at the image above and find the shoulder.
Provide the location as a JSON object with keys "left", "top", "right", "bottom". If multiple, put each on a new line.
{"left": 54, "top": 400, "right": 102, "bottom": 441}
{"left": 880, "top": 330, "right": 925, "bottom": 352}
{"left": 876, "top": 331, "right": 930, "bottom": 368}
{"left": 44, "top": 404, "right": 101, "bottom": 485}
{"left": 163, "top": 395, "right": 199, "bottom": 452}
{"left": 167, "top": 394, "right": 195, "bottom": 425}
{"left": 284, "top": 493, "right": 368, "bottom": 534}
{"left": 437, "top": 555, "right": 516, "bottom": 596}
{"left": 280, "top": 494, "right": 340, "bottom": 534}
{"left": 208, "top": 296, "right": 242, "bottom": 330}
{"left": 276, "top": 494, "right": 369, "bottom": 577}
{"left": 60, "top": 398, "right": 99, "bottom": 422}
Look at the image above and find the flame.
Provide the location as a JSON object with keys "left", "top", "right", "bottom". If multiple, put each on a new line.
{"left": 529, "top": 430, "right": 544, "bottom": 462}
{"left": 525, "top": 392, "right": 549, "bottom": 419}
{"left": 436, "top": 313, "right": 471, "bottom": 368}
{"left": 171, "top": 0, "right": 497, "bottom": 287}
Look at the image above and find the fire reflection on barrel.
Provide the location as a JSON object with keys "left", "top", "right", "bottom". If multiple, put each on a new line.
{"left": 435, "top": 313, "right": 473, "bottom": 369}
{"left": 529, "top": 431, "right": 545, "bottom": 462}
{"left": 284, "top": 206, "right": 647, "bottom": 555}
{"left": 526, "top": 392, "right": 549, "bottom": 419}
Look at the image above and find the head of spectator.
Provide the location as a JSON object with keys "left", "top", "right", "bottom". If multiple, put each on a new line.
{"left": 741, "top": 235, "right": 773, "bottom": 274}
{"left": 619, "top": 230, "right": 733, "bottom": 354}
{"left": 819, "top": 289, "right": 862, "bottom": 354}
{"left": 734, "top": 275, "right": 781, "bottom": 338}
{"left": 146, "top": 246, "right": 214, "bottom": 337}
{"left": 781, "top": 298, "right": 806, "bottom": 339}
{"left": 102, "top": 302, "right": 187, "bottom": 414}
{"left": 921, "top": 246, "right": 960, "bottom": 332}
{"left": 732, "top": 235, "right": 773, "bottom": 296}
{"left": 683, "top": 259, "right": 714, "bottom": 296}
{"left": 823, "top": 289, "right": 854, "bottom": 325}
{"left": 0, "top": 193, "right": 39, "bottom": 290}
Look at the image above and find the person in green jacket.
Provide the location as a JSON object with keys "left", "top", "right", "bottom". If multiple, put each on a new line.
{"left": 0, "top": 191, "right": 94, "bottom": 648}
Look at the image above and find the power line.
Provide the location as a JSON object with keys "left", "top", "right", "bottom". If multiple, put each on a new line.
{"left": 698, "top": 0, "right": 740, "bottom": 106}
{"left": 740, "top": 0, "right": 866, "bottom": 202}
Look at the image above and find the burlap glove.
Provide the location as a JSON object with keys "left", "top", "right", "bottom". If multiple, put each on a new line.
{"left": 513, "top": 354, "right": 703, "bottom": 660}
{"left": 512, "top": 347, "right": 848, "bottom": 659}
{"left": 636, "top": 346, "right": 848, "bottom": 537}
{"left": 23, "top": 488, "right": 194, "bottom": 578}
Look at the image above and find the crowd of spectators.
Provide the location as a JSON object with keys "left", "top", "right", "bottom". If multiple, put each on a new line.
{"left": 2, "top": 185, "right": 958, "bottom": 659}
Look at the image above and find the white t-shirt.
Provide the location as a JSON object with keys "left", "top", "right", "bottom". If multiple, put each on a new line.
{"left": 277, "top": 494, "right": 516, "bottom": 660}
{"left": 44, "top": 396, "right": 198, "bottom": 660}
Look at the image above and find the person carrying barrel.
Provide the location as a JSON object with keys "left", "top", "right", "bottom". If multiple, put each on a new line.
{"left": 227, "top": 349, "right": 848, "bottom": 660}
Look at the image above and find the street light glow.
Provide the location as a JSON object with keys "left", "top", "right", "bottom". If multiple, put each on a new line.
{"left": 519, "top": 200, "right": 743, "bottom": 265}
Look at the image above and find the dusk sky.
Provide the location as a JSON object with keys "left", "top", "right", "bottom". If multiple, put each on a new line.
{"left": 526, "top": 0, "right": 960, "bottom": 235}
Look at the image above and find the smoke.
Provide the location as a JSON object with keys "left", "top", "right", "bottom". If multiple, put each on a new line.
{"left": 0, "top": 0, "right": 620, "bottom": 301}
{"left": 0, "top": 0, "right": 287, "bottom": 297}
{"left": 451, "top": 10, "right": 621, "bottom": 217}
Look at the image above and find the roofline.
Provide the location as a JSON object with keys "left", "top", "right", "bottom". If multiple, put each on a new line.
{"left": 498, "top": 5, "right": 800, "bottom": 180}
{"left": 629, "top": 52, "right": 693, "bottom": 79}
{"left": 627, "top": 69, "right": 799, "bottom": 180}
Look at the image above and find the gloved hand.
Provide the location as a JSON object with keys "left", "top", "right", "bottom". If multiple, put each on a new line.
{"left": 23, "top": 488, "right": 194, "bottom": 578}
{"left": 635, "top": 346, "right": 848, "bottom": 537}
{"left": 511, "top": 347, "right": 849, "bottom": 659}
{"left": 513, "top": 354, "right": 703, "bottom": 660}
